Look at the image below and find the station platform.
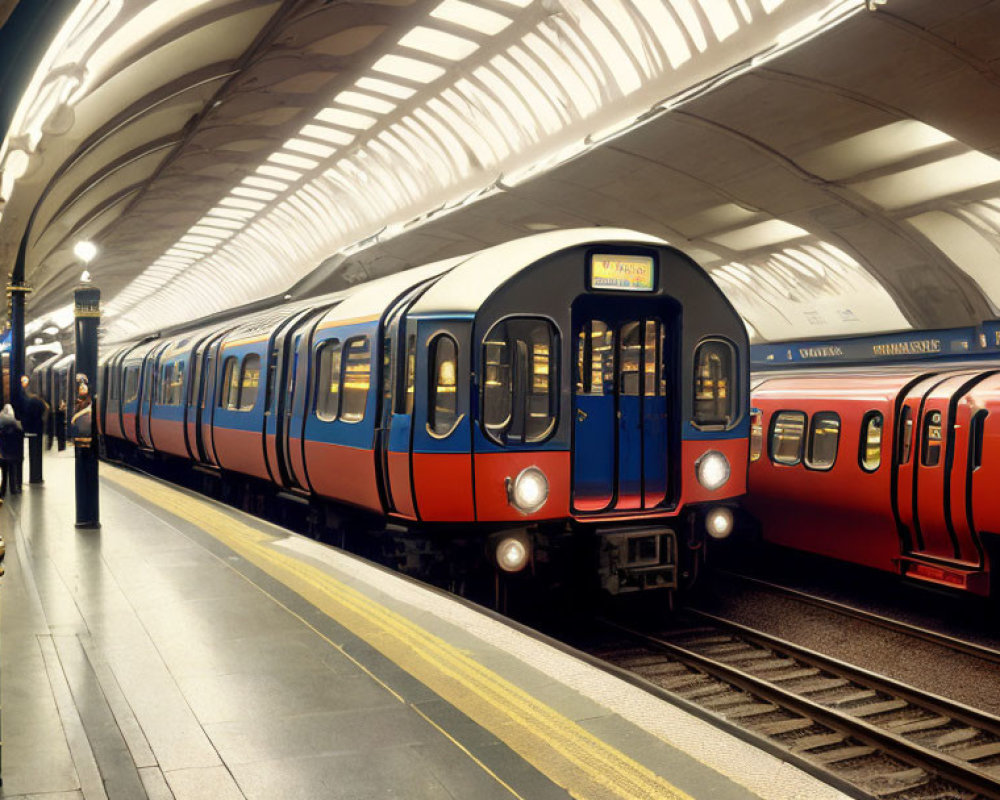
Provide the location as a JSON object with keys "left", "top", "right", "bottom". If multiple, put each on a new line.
{"left": 0, "top": 452, "right": 848, "bottom": 800}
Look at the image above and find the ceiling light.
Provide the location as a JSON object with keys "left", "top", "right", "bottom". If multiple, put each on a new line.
{"left": 432, "top": 0, "right": 511, "bottom": 35}
{"left": 268, "top": 152, "right": 318, "bottom": 170}
{"left": 172, "top": 242, "right": 213, "bottom": 254}
{"left": 73, "top": 240, "right": 98, "bottom": 263}
{"left": 399, "top": 26, "right": 479, "bottom": 60}
{"left": 707, "top": 220, "right": 810, "bottom": 250}
{"left": 355, "top": 76, "right": 416, "bottom": 99}
{"left": 207, "top": 206, "right": 257, "bottom": 220}
{"left": 197, "top": 215, "right": 245, "bottom": 230}
{"left": 256, "top": 164, "right": 301, "bottom": 181}
{"left": 315, "top": 108, "right": 376, "bottom": 131}
{"left": 180, "top": 235, "right": 222, "bottom": 247}
{"left": 243, "top": 176, "right": 287, "bottom": 191}
{"left": 299, "top": 124, "right": 354, "bottom": 145}
{"left": 283, "top": 138, "right": 336, "bottom": 159}
{"left": 220, "top": 196, "right": 267, "bottom": 211}
{"left": 231, "top": 186, "right": 277, "bottom": 201}
{"left": 334, "top": 91, "right": 396, "bottom": 115}
{"left": 372, "top": 54, "right": 445, "bottom": 83}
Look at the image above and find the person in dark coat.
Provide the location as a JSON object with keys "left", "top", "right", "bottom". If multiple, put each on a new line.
{"left": 0, "top": 404, "right": 25, "bottom": 497}
{"left": 56, "top": 400, "right": 67, "bottom": 451}
{"left": 21, "top": 378, "right": 49, "bottom": 484}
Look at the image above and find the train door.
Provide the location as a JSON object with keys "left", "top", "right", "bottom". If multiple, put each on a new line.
{"left": 200, "top": 338, "right": 224, "bottom": 465}
{"left": 285, "top": 322, "right": 319, "bottom": 492}
{"left": 379, "top": 308, "right": 417, "bottom": 517}
{"left": 572, "top": 299, "right": 669, "bottom": 512}
{"left": 903, "top": 372, "right": 993, "bottom": 564}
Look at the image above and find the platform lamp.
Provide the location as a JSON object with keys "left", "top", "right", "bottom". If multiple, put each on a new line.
{"left": 72, "top": 240, "right": 100, "bottom": 529}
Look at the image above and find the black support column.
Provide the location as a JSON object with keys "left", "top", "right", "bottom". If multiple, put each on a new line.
{"left": 73, "top": 282, "right": 100, "bottom": 529}
{"left": 8, "top": 281, "right": 28, "bottom": 415}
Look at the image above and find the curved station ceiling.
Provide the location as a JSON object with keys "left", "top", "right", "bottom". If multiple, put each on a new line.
{"left": 1, "top": 0, "right": 999, "bottom": 346}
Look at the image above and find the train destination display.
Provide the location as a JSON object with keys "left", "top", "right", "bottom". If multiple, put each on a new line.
{"left": 590, "top": 254, "right": 655, "bottom": 292}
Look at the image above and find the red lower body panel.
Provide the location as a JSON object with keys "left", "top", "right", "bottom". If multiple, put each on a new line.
{"left": 305, "top": 440, "right": 382, "bottom": 513}
{"left": 413, "top": 452, "right": 474, "bottom": 522}
{"left": 473, "top": 451, "right": 570, "bottom": 522}
{"left": 214, "top": 426, "right": 269, "bottom": 481}
{"left": 387, "top": 451, "right": 416, "bottom": 518}
{"left": 150, "top": 418, "right": 187, "bottom": 459}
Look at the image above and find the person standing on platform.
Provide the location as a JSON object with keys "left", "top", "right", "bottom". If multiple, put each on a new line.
{"left": 56, "top": 400, "right": 67, "bottom": 451}
{"left": 20, "top": 376, "right": 49, "bottom": 485}
{"left": 0, "top": 405, "right": 24, "bottom": 497}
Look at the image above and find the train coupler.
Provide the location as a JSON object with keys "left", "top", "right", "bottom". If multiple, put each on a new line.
{"left": 596, "top": 526, "right": 678, "bottom": 594}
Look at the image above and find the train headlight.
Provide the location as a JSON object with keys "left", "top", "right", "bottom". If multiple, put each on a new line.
{"left": 496, "top": 536, "right": 530, "bottom": 573}
{"left": 696, "top": 451, "right": 730, "bottom": 491}
{"left": 706, "top": 507, "right": 734, "bottom": 540}
{"left": 507, "top": 467, "right": 549, "bottom": 514}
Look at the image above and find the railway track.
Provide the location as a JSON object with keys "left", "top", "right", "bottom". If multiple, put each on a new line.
{"left": 704, "top": 570, "right": 1000, "bottom": 666}
{"left": 588, "top": 611, "right": 1000, "bottom": 799}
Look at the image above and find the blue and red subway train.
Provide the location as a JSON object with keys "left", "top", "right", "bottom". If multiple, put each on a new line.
{"left": 80, "top": 230, "right": 748, "bottom": 596}
{"left": 747, "top": 366, "right": 1000, "bottom": 599}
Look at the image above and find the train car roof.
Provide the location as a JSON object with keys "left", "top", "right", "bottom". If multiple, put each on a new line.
{"left": 410, "top": 228, "right": 666, "bottom": 315}
{"left": 315, "top": 256, "right": 466, "bottom": 329}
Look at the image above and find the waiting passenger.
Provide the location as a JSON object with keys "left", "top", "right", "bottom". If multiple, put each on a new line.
{"left": 0, "top": 404, "right": 25, "bottom": 497}
{"left": 55, "top": 400, "right": 67, "bottom": 451}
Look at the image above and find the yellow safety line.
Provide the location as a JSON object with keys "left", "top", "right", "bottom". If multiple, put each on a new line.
{"left": 104, "top": 468, "right": 692, "bottom": 800}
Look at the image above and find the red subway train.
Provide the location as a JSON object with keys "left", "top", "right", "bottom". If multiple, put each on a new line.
{"left": 84, "top": 229, "right": 748, "bottom": 598}
{"left": 747, "top": 366, "right": 1000, "bottom": 599}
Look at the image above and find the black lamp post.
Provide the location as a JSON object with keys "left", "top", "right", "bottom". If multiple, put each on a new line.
{"left": 72, "top": 244, "right": 99, "bottom": 529}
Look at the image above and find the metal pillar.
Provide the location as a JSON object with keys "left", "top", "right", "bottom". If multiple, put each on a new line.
{"left": 73, "top": 283, "right": 100, "bottom": 529}
{"left": 8, "top": 281, "right": 28, "bottom": 415}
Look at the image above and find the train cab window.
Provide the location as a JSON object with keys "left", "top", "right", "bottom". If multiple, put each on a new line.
{"left": 238, "top": 354, "right": 261, "bottom": 410}
{"left": 805, "top": 412, "right": 840, "bottom": 471}
{"left": 123, "top": 366, "right": 139, "bottom": 403}
{"left": 921, "top": 410, "right": 943, "bottom": 467}
{"left": 483, "top": 318, "right": 557, "bottom": 444}
{"left": 899, "top": 406, "right": 914, "bottom": 464}
{"left": 315, "top": 340, "right": 342, "bottom": 421}
{"left": 860, "top": 412, "right": 883, "bottom": 472}
{"left": 428, "top": 334, "right": 459, "bottom": 436}
{"left": 770, "top": 411, "right": 806, "bottom": 466}
{"left": 340, "top": 337, "right": 371, "bottom": 423}
{"left": 220, "top": 356, "right": 239, "bottom": 409}
{"left": 693, "top": 339, "right": 736, "bottom": 428}
{"left": 576, "top": 321, "right": 613, "bottom": 395}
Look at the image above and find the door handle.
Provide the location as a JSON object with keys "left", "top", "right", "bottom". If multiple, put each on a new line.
{"left": 576, "top": 408, "right": 588, "bottom": 422}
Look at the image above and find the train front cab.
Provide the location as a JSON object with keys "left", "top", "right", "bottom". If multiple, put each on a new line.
{"left": 398, "top": 231, "right": 749, "bottom": 595}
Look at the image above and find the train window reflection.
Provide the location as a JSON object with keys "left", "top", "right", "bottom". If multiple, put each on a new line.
{"left": 805, "top": 412, "right": 839, "bottom": 470}
{"left": 921, "top": 410, "right": 943, "bottom": 467}
{"left": 693, "top": 339, "right": 736, "bottom": 428}
{"left": 238, "top": 354, "right": 261, "bottom": 411}
{"left": 124, "top": 366, "right": 139, "bottom": 403}
{"left": 860, "top": 412, "right": 883, "bottom": 471}
{"left": 340, "top": 337, "right": 371, "bottom": 423}
{"left": 429, "top": 334, "right": 459, "bottom": 436}
{"left": 483, "top": 317, "right": 557, "bottom": 444}
{"left": 643, "top": 320, "right": 666, "bottom": 397}
{"left": 899, "top": 406, "right": 914, "bottom": 464}
{"left": 576, "top": 320, "right": 613, "bottom": 395}
{"left": 770, "top": 410, "right": 806, "bottom": 466}
{"left": 315, "top": 340, "right": 342, "bottom": 421}
{"left": 750, "top": 409, "right": 763, "bottom": 462}
{"left": 221, "top": 356, "right": 239, "bottom": 409}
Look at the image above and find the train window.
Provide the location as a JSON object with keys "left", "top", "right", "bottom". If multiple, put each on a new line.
{"left": 189, "top": 356, "right": 202, "bottom": 407}
{"left": 314, "top": 340, "right": 342, "bottom": 421}
{"left": 860, "top": 412, "right": 883, "bottom": 472}
{"left": 123, "top": 366, "right": 139, "bottom": 403}
{"left": 483, "top": 318, "right": 557, "bottom": 444}
{"left": 750, "top": 409, "right": 763, "bottom": 462}
{"left": 693, "top": 339, "right": 736, "bottom": 429}
{"left": 921, "top": 410, "right": 943, "bottom": 467}
{"left": 805, "top": 412, "right": 840, "bottom": 471}
{"left": 428, "top": 334, "right": 459, "bottom": 436}
{"left": 160, "top": 361, "right": 185, "bottom": 406}
{"left": 400, "top": 333, "right": 416, "bottom": 415}
{"left": 899, "top": 406, "right": 914, "bottom": 464}
{"left": 643, "top": 320, "right": 666, "bottom": 397}
{"left": 576, "top": 320, "right": 613, "bottom": 396}
{"left": 770, "top": 410, "right": 806, "bottom": 466}
{"left": 620, "top": 321, "right": 641, "bottom": 396}
{"left": 340, "top": 337, "right": 371, "bottom": 423}
{"left": 238, "top": 354, "right": 261, "bottom": 411}
{"left": 220, "top": 356, "right": 239, "bottom": 409}
{"left": 971, "top": 409, "right": 987, "bottom": 470}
